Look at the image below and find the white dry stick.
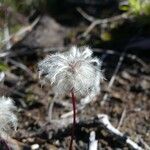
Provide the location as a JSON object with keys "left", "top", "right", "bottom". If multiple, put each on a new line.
{"left": 0, "top": 72, "right": 5, "bottom": 83}
{"left": 50, "top": 117, "right": 79, "bottom": 129}
{"left": 117, "top": 107, "right": 126, "bottom": 130}
{"left": 54, "top": 100, "right": 72, "bottom": 109}
{"left": 97, "top": 114, "right": 143, "bottom": 150}
{"left": 89, "top": 131, "right": 98, "bottom": 150}
{"left": 0, "top": 52, "right": 9, "bottom": 58}
{"left": 4, "top": 24, "right": 12, "bottom": 50}
{"left": 61, "top": 106, "right": 81, "bottom": 119}
{"left": 139, "top": 137, "right": 150, "bottom": 150}
{"left": 101, "top": 50, "right": 126, "bottom": 106}
{"left": 48, "top": 94, "right": 59, "bottom": 121}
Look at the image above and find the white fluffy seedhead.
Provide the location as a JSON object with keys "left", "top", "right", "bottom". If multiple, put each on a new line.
{"left": 0, "top": 97, "right": 17, "bottom": 138}
{"left": 38, "top": 46, "right": 103, "bottom": 97}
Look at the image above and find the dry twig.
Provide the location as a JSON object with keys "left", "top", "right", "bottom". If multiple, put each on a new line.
{"left": 1, "top": 17, "right": 40, "bottom": 48}
{"left": 77, "top": 8, "right": 130, "bottom": 38}
{"left": 101, "top": 50, "right": 126, "bottom": 105}
{"left": 8, "top": 58, "right": 34, "bottom": 77}
{"left": 4, "top": 24, "right": 12, "bottom": 50}
{"left": 139, "top": 137, "right": 150, "bottom": 150}
{"left": 50, "top": 114, "right": 143, "bottom": 150}
{"left": 117, "top": 107, "right": 127, "bottom": 130}
{"left": 97, "top": 114, "right": 143, "bottom": 150}
{"left": 89, "top": 131, "right": 98, "bottom": 150}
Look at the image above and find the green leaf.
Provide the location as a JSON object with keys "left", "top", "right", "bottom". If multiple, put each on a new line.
{"left": 129, "top": 0, "right": 141, "bottom": 14}
{"left": 0, "top": 62, "right": 9, "bottom": 71}
{"left": 142, "top": 1, "right": 150, "bottom": 15}
{"left": 119, "top": 5, "right": 129, "bottom": 11}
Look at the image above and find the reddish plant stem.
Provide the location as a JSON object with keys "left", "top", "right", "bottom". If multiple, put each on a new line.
{"left": 69, "top": 89, "right": 76, "bottom": 150}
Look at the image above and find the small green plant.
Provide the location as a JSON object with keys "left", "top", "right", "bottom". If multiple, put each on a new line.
{"left": 129, "top": 0, "right": 141, "bottom": 14}
{"left": 120, "top": 0, "right": 150, "bottom": 16}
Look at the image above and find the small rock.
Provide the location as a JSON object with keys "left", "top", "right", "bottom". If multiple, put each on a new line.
{"left": 22, "top": 15, "right": 68, "bottom": 48}
{"left": 140, "top": 80, "right": 150, "bottom": 90}
{"left": 31, "top": 144, "right": 39, "bottom": 150}
{"left": 121, "top": 71, "right": 133, "bottom": 81}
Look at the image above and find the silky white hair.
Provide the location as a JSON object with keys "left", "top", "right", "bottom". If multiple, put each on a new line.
{"left": 38, "top": 46, "right": 103, "bottom": 98}
{"left": 0, "top": 97, "right": 17, "bottom": 138}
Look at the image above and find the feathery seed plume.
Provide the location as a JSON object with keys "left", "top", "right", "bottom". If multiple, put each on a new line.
{"left": 0, "top": 97, "right": 17, "bottom": 138}
{"left": 38, "top": 46, "right": 103, "bottom": 97}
